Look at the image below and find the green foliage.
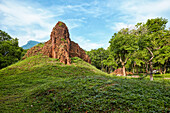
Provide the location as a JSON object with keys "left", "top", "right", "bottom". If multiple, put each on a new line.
{"left": 59, "top": 22, "right": 63, "bottom": 26}
{"left": 0, "top": 30, "right": 12, "bottom": 41}
{"left": 146, "top": 17, "right": 168, "bottom": 33}
{"left": 21, "top": 49, "right": 28, "bottom": 58}
{"left": 0, "top": 55, "right": 169, "bottom": 112}
{"left": 87, "top": 48, "right": 109, "bottom": 69}
{"left": 35, "top": 42, "right": 45, "bottom": 48}
{"left": 107, "top": 17, "right": 170, "bottom": 77}
{"left": 0, "top": 30, "right": 23, "bottom": 69}
{"left": 109, "top": 28, "right": 138, "bottom": 76}
{"left": 102, "top": 55, "right": 117, "bottom": 68}
{"left": 109, "top": 28, "right": 138, "bottom": 56}
{"left": 136, "top": 18, "right": 170, "bottom": 76}
{"left": 61, "top": 38, "right": 67, "bottom": 43}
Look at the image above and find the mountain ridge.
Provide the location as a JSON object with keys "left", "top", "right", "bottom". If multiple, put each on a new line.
{"left": 22, "top": 40, "right": 40, "bottom": 49}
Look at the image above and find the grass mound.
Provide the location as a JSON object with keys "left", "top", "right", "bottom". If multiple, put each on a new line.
{"left": 0, "top": 55, "right": 169, "bottom": 112}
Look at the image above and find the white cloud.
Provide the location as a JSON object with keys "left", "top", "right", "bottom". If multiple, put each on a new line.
{"left": 0, "top": 0, "right": 85, "bottom": 46}
{"left": 0, "top": 1, "right": 55, "bottom": 26}
{"left": 0, "top": 0, "right": 57, "bottom": 46}
{"left": 120, "top": 0, "right": 170, "bottom": 24}
{"left": 107, "top": 0, "right": 170, "bottom": 31}
{"left": 64, "top": 18, "right": 86, "bottom": 30}
{"left": 72, "top": 36, "right": 105, "bottom": 51}
{"left": 122, "top": 0, "right": 170, "bottom": 15}
{"left": 1, "top": 0, "right": 170, "bottom": 50}
{"left": 111, "top": 22, "right": 135, "bottom": 32}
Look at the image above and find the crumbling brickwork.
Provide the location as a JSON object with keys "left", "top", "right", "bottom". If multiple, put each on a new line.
{"left": 23, "top": 21, "right": 91, "bottom": 64}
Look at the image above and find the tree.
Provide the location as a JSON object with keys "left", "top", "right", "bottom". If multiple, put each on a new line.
{"left": 109, "top": 28, "right": 138, "bottom": 76}
{"left": 102, "top": 54, "right": 118, "bottom": 73}
{"left": 136, "top": 17, "right": 168, "bottom": 80}
{"left": 87, "top": 48, "right": 109, "bottom": 70}
{"left": 0, "top": 30, "right": 12, "bottom": 41}
{"left": 0, "top": 30, "right": 23, "bottom": 69}
{"left": 153, "top": 29, "right": 170, "bottom": 74}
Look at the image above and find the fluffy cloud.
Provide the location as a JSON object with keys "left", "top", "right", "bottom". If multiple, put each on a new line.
{"left": 0, "top": 0, "right": 56, "bottom": 46}
{"left": 0, "top": 0, "right": 170, "bottom": 49}
{"left": 0, "top": 0, "right": 85, "bottom": 46}
{"left": 119, "top": 0, "right": 170, "bottom": 25}
{"left": 106, "top": 0, "right": 170, "bottom": 32}
{"left": 111, "top": 22, "right": 135, "bottom": 31}
{"left": 72, "top": 36, "right": 105, "bottom": 51}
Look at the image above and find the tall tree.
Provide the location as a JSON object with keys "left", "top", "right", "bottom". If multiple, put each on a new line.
{"left": 102, "top": 54, "right": 118, "bottom": 73}
{"left": 136, "top": 17, "right": 168, "bottom": 80}
{"left": 153, "top": 29, "right": 170, "bottom": 74}
{"left": 0, "top": 30, "right": 23, "bottom": 69}
{"left": 109, "top": 28, "right": 138, "bottom": 76}
{"left": 87, "top": 48, "right": 109, "bottom": 70}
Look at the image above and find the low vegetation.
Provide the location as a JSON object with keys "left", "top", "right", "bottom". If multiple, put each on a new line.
{"left": 0, "top": 55, "right": 169, "bottom": 112}
{"left": 35, "top": 43, "right": 45, "bottom": 48}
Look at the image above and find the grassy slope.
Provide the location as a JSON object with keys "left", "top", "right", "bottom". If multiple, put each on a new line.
{"left": 0, "top": 55, "right": 169, "bottom": 112}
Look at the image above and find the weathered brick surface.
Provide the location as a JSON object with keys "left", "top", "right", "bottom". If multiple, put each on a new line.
{"left": 23, "top": 21, "right": 91, "bottom": 64}
{"left": 111, "top": 68, "right": 133, "bottom": 76}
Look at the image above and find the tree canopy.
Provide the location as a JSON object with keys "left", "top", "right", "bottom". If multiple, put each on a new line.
{"left": 88, "top": 17, "right": 170, "bottom": 81}
{"left": 0, "top": 30, "right": 23, "bottom": 69}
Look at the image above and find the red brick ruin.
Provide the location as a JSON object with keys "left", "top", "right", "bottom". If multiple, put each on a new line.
{"left": 23, "top": 21, "right": 91, "bottom": 64}
{"left": 111, "top": 68, "right": 133, "bottom": 76}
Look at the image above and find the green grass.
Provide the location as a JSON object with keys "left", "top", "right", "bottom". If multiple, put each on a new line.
{"left": 58, "top": 22, "right": 63, "bottom": 26}
{"left": 0, "top": 55, "right": 169, "bottom": 112}
{"left": 61, "top": 38, "right": 67, "bottom": 43}
{"left": 35, "top": 43, "right": 45, "bottom": 48}
{"left": 153, "top": 73, "right": 170, "bottom": 78}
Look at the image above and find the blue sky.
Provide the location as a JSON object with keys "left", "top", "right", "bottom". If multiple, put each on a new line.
{"left": 0, "top": 0, "right": 170, "bottom": 50}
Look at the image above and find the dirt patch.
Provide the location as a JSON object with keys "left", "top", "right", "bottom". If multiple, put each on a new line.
{"left": 127, "top": 76, "right": 140, "bottom": 78}
{"left": 164, "top": 78, "right": 170, "bottom": 79}
{"left": 106, "top": 83, "right": 116, "bottom": 87}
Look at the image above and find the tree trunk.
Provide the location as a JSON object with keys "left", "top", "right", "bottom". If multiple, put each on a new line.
{"left": 146, "top": 47, "right": 154, "bottom": 81}
{"left": 145, "top": 63, "right": 148, "bottom": 74}
{"left": 101, "top": 63, "right": 103, "bottom": 70}
{"left": 111, "top": 66, "right": 113, "bottom": 73}
{"left": 160, "top": 71, "right": 163, "bottom": 75}
{"left": 133, "top": 62, "right": 136, "bottom": 74}
{"left": 163, "top": 62, "right": 167, "bottom": 74}
{"left": 160, "top": 67, "right": 162, "bottom": 75}
{"left": 136, "top": 66, "right": 139, "bottom": 74}
{"left": 132, "top": 63, "right": 135, "bottom": 73}
{"left": 163, "top": 66, "right": 166, "bottom": 74}
{"left": 106, "top": 66, "right": 108, "bottom": 73}
{"left": 108, "top": 66, "right": 110, "bottom": 74}
{"left": 122, "top": 63, "right": 126, "bottom": 76}
{"left": 133, "top": 68, "right": 135, "bottom": 74}
{"left": 149, "top": 61, "right": 153, "bottom": 81}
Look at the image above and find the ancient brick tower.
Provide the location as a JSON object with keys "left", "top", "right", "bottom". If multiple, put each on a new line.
{"left": 50, "top": 22, "right": 71, "bottom": 64}
{"left": 23, "top": 21, "right": 91, "bottom": 64}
